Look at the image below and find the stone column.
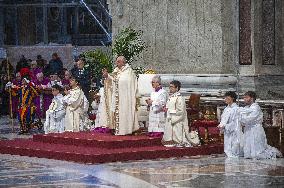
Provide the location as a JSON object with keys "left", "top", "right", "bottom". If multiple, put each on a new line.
{"left": 74, "top": 6, "right": 79, "bottom": 34}
{"left": 43, "top": 3, "right": 48, "bottom": 44}
{"left": 60, "top": 7, "right": 68, "bottom": 43}
{"left": 35, "top": 7, "right": 43, "bottom": 44}
{"left": 0, "top": 6, "right": 4, "bottom": 46}
{"left": 275, "top": 0, "right": 284, "bottom": 68}
{"left": 14, "top": 6, "right": 19, "bottom": 45}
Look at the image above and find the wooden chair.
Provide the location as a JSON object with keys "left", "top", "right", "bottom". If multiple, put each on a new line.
{"left": 187, "top": 93, "right": 201, "bottom": 127}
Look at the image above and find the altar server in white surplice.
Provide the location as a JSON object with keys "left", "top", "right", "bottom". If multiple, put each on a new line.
{"left": 63, "top": 77, "right": 87, "bottom": 132}
{"left": 239, "top": 91, "right": 282, "bottom": 159}
{"left": 94, "top": 80, "right": 114, "bottom": 130}
{"left": 162, "top": 80, "right": 193, "bottom": 147}
{"left": 218, "top": 91, "right": 243, "bottom": 158}
{"left": 44, "top": 84, "right": 66, "bottom": 134}
{"left": 146, "top": 75, "right": 168, "bottom": 137}
{"left": 79, "top": 94, "right": 91, "bottom": 131}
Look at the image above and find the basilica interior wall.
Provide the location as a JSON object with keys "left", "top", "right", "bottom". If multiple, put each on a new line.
{"left": 109, "top": 0, "right": 238, "bottom": 74}
{"left": 110, "top": 0, "right": 284, "bottom": 99}
{"left": 239, "top": 0, "right": 284, "bottom": 99}
{"left": 1, "top": 0, "right": 284, "bottom": 99}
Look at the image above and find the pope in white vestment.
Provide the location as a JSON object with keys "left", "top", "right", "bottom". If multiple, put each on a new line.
{"left": 219, "top": 103, "right": 243, "bottom": 157}
{"left": 162, "top": 81, "right": 192, "bottom": 147}
{"left": 44, "top": 93, "right": 66, "bottom": 134}
{"left": 239, "top": 91, "right": 282, "bottom": 159}
{"left": 63, "top": 78, "right": 87, "bottom": 132}
{"left": 103, "top": 56, "right": 139, "bottom": 135}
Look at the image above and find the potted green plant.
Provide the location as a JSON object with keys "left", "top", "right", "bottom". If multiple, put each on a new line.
{"left": 81, "top": 49, "right": 113, "bottom": 83}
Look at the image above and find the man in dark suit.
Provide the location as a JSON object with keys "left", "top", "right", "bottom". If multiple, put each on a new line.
{"left": 45, "top": 53, "right": 63, "bottom": 76}
{"left": 70, "top": 57, "right": 91, "bottom": 100}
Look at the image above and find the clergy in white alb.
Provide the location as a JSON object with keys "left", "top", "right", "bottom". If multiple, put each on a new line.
{"left": 218, "top": 91, "right": 243, "bottom": 158}
{"left": 79, "top": 94, "right": 91, "bottom": 131}
{"left": 44, "top": 84, "right": 66, "bottom": 133}
{"left": 102, "top": 56, "right": 139, "bottom": 135}
{"left": 63, "top": 77, "right": 87, "bottom": 132}
{"left": 92, "top": 89, "right": 101, "bottom": 127}
{"left": 239, "top": 91, "right": 282, "bottom": 159}
{"left": 94, "top": 78, "right": 114, "bottom": 130}
{"left": 162, "top": 80, "right": 193, "bottom": 147}
{"left": 146, "top": 75, "right": 168, "bottom": 137}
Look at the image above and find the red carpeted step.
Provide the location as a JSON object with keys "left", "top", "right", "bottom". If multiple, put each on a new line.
{"left": 0, "top": 139, "right": 224, "bottom": 164}
{"left": 33, "top": 132, "right": 163, "bottom": 148}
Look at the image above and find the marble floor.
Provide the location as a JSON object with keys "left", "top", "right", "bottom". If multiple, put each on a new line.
{"left": 1, "top": 116, "right": 284, "bottom": 187}
{"left": 0, "top": 116, "right": 36, "bottom": 140}
{"left": 1, "top": 153, "right": 284, "bottom": 188}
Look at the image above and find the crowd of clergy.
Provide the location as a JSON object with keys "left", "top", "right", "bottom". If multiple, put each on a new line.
{"left": 1, "top": 54, "right": 283, "bottom": 160}
{"left": 1, "top": 53, "right": 91, "bottom": 134}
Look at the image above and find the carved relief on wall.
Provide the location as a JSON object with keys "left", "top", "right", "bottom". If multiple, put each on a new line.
{"left": 262, "top": 107, "right": 273, "bottom": 127}
{"left": 273, "top": 109, "right": 284, "bottom": 128}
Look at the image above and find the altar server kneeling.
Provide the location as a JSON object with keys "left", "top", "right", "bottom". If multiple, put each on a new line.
{"left": 162, "top": 80, "right": 200, "bottom": 147}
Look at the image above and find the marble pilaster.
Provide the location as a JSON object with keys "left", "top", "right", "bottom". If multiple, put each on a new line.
{"left": 262, "top": 0, "right": 275, "bottom": 65}
{"left": 239, "top": 0, "right": 252, "bottom": 65}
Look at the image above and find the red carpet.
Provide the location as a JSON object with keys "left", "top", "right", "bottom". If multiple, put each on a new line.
{"left": 0, "top": 132, "right": 224, "bottom": 164}
{"left": 33, "top": 132, "right": 162, "bottom": 149}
